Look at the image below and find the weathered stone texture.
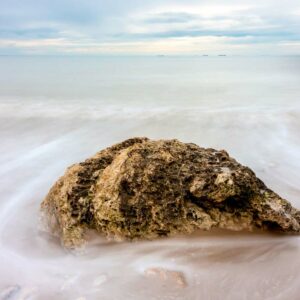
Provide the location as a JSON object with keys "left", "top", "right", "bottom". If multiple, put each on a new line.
{"left": 41, "top": 138, "right": 300, "bottom": 247}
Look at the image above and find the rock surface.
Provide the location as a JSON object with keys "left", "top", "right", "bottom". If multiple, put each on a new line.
{"left": 41, "top": 138, "right": 300, "bottom": 248}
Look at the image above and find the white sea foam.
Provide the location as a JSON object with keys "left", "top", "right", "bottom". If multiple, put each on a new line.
{"left": 0, "top": 56, "right": 300, "bottom": 299}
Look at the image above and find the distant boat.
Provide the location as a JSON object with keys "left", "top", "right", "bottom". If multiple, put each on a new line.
{"left": 156, "top": 55, "right": 165, "bottom": 57}
{"left": 218, "top": 54, "right": 227, "bottom": 57}
{"left": 202, "top": 54, "right": 209, "bottom": 56}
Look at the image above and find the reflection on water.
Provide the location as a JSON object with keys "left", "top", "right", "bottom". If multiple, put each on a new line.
{"left": 0, "top": 56, "right": 300, "bottom": 299}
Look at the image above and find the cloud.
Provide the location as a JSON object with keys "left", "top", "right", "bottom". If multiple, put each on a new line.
{"left": 0, "top": 0, "right": 300, "bottom": 55}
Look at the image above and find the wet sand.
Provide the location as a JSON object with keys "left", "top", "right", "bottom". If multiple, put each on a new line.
{"left": 1, "top": 101, "right": 300, "bottom": 299}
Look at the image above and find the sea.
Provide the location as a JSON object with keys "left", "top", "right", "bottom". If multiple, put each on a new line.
{"left": 0, "top": 55, "right": 300, "bottom": 299}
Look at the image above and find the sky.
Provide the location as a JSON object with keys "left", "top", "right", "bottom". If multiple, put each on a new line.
{"left": 0, "top": 0, "right": 300, "bottom": 55}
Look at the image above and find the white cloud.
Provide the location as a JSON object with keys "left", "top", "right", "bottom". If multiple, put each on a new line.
{"left": 0, "top": 38, "right": 72, "bottom": 48}
{"left": 147, "top": 4, "right": 252, "bottom": 18}
{"left": 0, "top": 0, "right": 300, "bottom": 55}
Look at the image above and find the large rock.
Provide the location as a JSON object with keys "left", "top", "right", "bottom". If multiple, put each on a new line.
{"left": 41, "top": 138, "right": 300, "bottom": 248}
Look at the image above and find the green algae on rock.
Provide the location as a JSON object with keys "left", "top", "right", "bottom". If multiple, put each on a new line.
{"left": 41, "top": 138, "right": 300, "bottom": 248}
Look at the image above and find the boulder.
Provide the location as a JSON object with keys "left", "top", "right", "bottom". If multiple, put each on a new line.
{"left": 41, "top": 138, "right": 300, "bottom": 248}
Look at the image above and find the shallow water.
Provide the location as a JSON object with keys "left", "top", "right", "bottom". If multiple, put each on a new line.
{"left": 0, "top": 56, "right": 300, "bottom": 299}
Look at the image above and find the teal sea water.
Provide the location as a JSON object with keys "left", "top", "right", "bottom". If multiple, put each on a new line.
{"left": 0, "top": 56, "right": 300, "bottom": 299}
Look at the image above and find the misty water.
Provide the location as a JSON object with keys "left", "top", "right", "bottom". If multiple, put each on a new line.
{"left": 0, "top": 56, "right": 300, "bottom": 299}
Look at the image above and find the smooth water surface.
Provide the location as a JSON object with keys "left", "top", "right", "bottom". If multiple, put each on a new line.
{"left": 0, "top": 56, "right": 300, "bottom": 299}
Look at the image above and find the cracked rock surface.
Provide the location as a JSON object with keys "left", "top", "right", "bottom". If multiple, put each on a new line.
{"left": 41, "top": 138, "right": 300, "bottom": 248}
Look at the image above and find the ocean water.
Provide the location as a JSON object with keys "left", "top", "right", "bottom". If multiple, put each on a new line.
{"left": 0, "top": 56, "right": 300, "bottom": 299}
